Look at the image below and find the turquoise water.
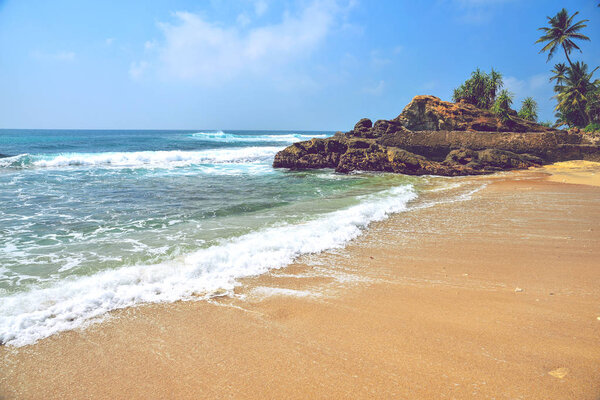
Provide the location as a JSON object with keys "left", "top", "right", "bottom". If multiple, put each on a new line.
{"left": 0, "top": 129, "right": 428, "bottom": 346}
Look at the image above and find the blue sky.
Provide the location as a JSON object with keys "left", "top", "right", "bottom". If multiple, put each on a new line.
{"left": 1, "top": 0, "right": 599, "bottom": 130}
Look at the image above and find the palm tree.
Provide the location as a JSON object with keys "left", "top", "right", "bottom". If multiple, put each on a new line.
{"left": 555, "top": 61, "right": 599, "bottom": 126}
{"left": 518, "top": 97, "right": 539, "bottom": 122}
{"left": 488, "top": 68, "right": 503, "bottom": 101}
{"left": 452, "top": 68, "right": 504, "bottom": 109}
{"left": 550, "top": 63, "right": 568, "bottom": 89}
{"left": 491, "top": 90, "right": 514, "bottom": 122}
{"left": 536, "top": 8, "right": 590, "bottom": 67}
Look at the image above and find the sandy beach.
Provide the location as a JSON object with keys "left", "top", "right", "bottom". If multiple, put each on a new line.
{"left": 1, "top": 163, "right": 600, "bottom": 399}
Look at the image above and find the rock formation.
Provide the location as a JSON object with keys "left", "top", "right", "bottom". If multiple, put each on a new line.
{"left": 273, "top": 95, "right": 600, "bottom": 175}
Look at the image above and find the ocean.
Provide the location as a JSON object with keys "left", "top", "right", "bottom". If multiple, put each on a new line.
{"left": 0, "top": 129, "right": 475, "bottom": 347}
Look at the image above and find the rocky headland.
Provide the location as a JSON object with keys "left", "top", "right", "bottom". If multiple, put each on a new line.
{"left": 273, "top": 95, "right": 600, "bottom": 175}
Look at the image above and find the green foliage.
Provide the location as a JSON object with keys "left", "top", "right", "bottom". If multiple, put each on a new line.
{"left": 539, "top": 121, "right": 554, "bottom": 127}
{"left": 517, "top": 97, "right": 539, "bottom": 122}
{"left": 536, "top": 8, "right": 590, "bottom": 67}
{"left": 491, "top": 90, "right": 514, "bottom": 122}
{"left": 584, "top": 122, "right": 600, "bottom": 132}
{"left": 537, "top": 8, "right": 599, "bottom": 128}
{"left": 554, "top": 62, "right": 600, "bottom": 127}
{"left": 452, "top": 68, "right": 503, "bottom": 109}
{"left": 550, "top": 63, "right": 568, "bottom": 91}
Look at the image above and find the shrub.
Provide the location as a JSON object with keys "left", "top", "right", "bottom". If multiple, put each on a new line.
{"left": 491, "top": 90, "right": 514, "bottom": 122}
{"left": 452, "top": 68, "right": 503, "bottom": 109}
{"left": 583, "top": 122, "right": 600, "bottom": 132}
{"left": 517, "top": 97, "right": 539, "bottom": 122}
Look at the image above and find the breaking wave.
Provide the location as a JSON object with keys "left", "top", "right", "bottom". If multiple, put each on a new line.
{"left": 0, "top": 184, "right": 416, "bottom": 346}
{"left": 0, "top": 147, "right": 282, "bottom": 169}
{"left": 191, "top": 131, "right": 327, "bottom": 143}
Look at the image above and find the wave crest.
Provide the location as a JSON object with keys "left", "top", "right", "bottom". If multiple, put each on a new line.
{"left": 191, "top": 131, "right": 327, "bottom": 143}
{"left": 0, "top": 148, "right": 282, "bottom": 169}
{"left": 0, "top": 185, "right": 416, "bottom": 346}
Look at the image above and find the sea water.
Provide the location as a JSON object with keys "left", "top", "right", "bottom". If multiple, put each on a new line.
{"left": 0, "top": 129, "right": 434, "bottom": 346}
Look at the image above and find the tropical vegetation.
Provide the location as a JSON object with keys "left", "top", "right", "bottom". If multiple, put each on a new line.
{"left": 537, "top": 8, "right": 599, "bottom": 129}
{"left": 536, "top": 8, "right": 590, "bottom": 67}
{"left": 451, "top": 8, "right": 599, "bottom": 130}
{"left": 518, "top": 97, "right": 539, "bottom": 122}
{"left": 452, "top": 68, "right": 504, "bottom": 110}
{"left": 490, "top": 90, "right": 514, "bottom": 122}
{"left": 452, "top": 68, "right": 527, "bottom": 122}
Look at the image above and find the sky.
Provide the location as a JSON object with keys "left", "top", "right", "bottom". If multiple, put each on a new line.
{"left": 1, "top": 0, "right": 599, "bottom": 130}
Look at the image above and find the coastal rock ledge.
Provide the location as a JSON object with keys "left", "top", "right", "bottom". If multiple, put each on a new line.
{"left": 273, "top": 95, "right": 600, "bottom": 175}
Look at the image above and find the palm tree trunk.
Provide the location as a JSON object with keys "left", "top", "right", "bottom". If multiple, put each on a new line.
{"left": 563, "top": 47, "right": 573, "bottom": 68}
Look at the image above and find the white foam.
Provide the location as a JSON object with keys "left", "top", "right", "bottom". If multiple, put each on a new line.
{"left": 1, "top": 147, "right": 282, "bottom": 169}
{"left": 251, "top": 287, "right": 320, "bottom": 298}
{"left": 0, "top": 184, "right": 416, "bottom": 347}
{"left": 191, "top": 131, "right": 327, "bottom": 143}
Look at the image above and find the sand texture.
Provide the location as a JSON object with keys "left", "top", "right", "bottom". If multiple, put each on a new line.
{"left": 1, "top": 165, "right": 600, "bottom": 399}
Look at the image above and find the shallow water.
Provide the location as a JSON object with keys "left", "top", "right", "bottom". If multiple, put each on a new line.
{"left": 0, "top": 129, "right": 465, "bottom": 346}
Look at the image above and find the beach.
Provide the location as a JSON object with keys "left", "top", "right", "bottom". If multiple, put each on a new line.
{"left": 1, "top": 163, "right": 599, "bottom": 399}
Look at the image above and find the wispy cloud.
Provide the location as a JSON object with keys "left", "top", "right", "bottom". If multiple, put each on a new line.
{"left": 129, "top": 61, "right": 148, "bottom": 79}
{"left": 504, "top": 72, "right": 555, "bottom": 120}
{"left": 370, "top": 49, "right": 392, "bottom": 68}
{"left": 504, "top": 73, "right": 550, "bottom": 97}
{"left": 254, "top": 0, "right": 268, "bottom": 17}
{"left": 236, "top": 13, "right": 251, "bottom": 26}
{"left": 445, "top": 0, "right": 515, "bottom": 24}
{"left": 137, "top": 0, "right": 353, "bottom": 84}
{"left": 31, "top": 50, "right": 76, "bottom": 62}
{"left": 363, "top": 80, "right": 385, "bottom": 95}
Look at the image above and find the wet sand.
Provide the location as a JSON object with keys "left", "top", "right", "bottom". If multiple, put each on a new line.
{"left": 1, "top": 166, "right": 600, "bottom": 399}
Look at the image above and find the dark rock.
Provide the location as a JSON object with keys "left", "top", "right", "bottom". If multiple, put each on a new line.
{"left": 354, "top": 118, "right": 372, "bottom": 131}
{"left": 444, "top": 148, "right": 543, "bottom": 171}
{"left": 272, "top": 95, "right": 600, "bottom": 175}
{"left": 350, "top": 118, "right": 374, "bottom": 138}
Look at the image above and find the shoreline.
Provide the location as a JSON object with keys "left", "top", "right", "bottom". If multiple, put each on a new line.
{"left": 2, "top": 164, "right": 600, "bottom": 399}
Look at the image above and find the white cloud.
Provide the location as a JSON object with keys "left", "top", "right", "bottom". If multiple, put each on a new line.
{"left": 446, "top": 0, "right": 516, "bottom": 24}
{"left": 363, "top": 80, "right": 385, "bottom": 96}
{"left": 145, "top": 0, "right": 347, "bottom": 84}
{"left": 236, "top": 13, "right": 251, "bottom": 27}
{"left": 454, "top": 0, "right": 514, "bottom": 4}
{"left": 144, "top": 40, "right": 157, "bottom": 50}
{"left": 129, "top": 61, "right": 148, "bottom": 79}
{"left": 370, "top": 49, "right": 391, "bottom": 68}
{"left": 31, "top": 50, "right": 75, "bottom": 62}
{"left": 420, "top": 80, "right": 438, "bottom": 92}
{"left": 504, "top": 73, "right": 550, "bottom": 98}
{"left": 105, "top": 38, "right": 115, "bottom": 46}
{"left": 504, "top": 73, "right": 555, "bottom": 120}
{"left": 254, "top": 0, "right": 268, "bottom": 17}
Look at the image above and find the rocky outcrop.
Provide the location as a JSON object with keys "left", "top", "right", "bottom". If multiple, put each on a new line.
{"left": 395, "top": 95, "right": 555, "bottom": 133}
{"left": 273, "top": 95, "right": 600, "bottom": 175}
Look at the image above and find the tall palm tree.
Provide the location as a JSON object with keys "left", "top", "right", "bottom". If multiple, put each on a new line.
{"left": 555, "top": 61, "right": 599, "bottom": 126}
{"left": 536, "top": 8, "right": 590, "bottom": 67}
{"left": 550, "top": 63, "right": 568, "bottom": 88}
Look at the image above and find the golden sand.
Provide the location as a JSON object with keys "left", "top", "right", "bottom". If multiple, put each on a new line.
{"left": 1, "top": 167, "right": 599, "bottom": 399}
{"left": 537, "top": 160, "right": 600, "bottom": 187}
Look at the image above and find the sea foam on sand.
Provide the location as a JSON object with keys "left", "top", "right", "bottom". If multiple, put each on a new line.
{"left": 0, "top": 185, "right": 416, "bottom": 347}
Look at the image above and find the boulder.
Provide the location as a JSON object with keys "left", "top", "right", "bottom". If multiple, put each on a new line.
{"left": 395, "top": 95, "right": 556, "bottom": 133}
{"left": 444, "top": 148, "right": 543, "bottom": 170}
{"left": 272, "top": 95, "right": 600, "bottom": 175}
